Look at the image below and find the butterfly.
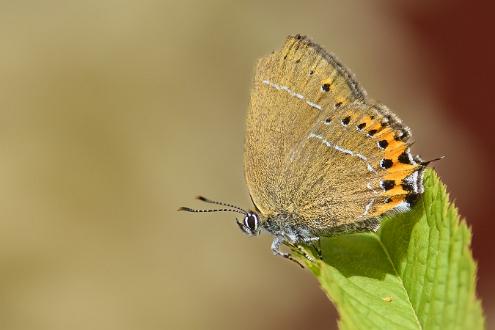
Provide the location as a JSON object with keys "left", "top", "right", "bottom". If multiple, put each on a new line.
{"left": 180, "top": 35, "right": 429, "bottom": 264}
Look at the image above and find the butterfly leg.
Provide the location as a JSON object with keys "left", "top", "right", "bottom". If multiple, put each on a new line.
{"left": 315, "top": 242, "right": 322, "bottom": 259}
{"left": 304, "top": 237, "right": 322, "bottom": 260}
{"left": 271, "top": 236, "right": 304, "bottom": 268}
{"left": 294, "top": 244, "right": 317, "bottom": 263}
{"left": 293, "top": 236, "right": 321, "bottom": 261}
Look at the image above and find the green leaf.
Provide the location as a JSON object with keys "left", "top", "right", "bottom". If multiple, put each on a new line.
{"left": 296, "top": 169, "right": 484, "bottom": 330}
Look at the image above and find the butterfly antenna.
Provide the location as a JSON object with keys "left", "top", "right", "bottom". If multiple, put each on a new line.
{"left": 196, "top": 195, "right": 247, "bottom": 214}
{"left": 178, "top": 206, "right": 246, "bottom": 215}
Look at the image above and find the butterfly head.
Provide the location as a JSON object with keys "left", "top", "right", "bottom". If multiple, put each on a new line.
{"left": 178, "top": 196, "right": 262, "bottom": 236}
{"left": 237, "top": 211, "right": 261, "bottom": 236}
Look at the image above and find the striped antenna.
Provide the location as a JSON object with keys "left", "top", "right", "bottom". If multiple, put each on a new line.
{"left": 178, "top": 206, "right": 246, "bottom": 215}
{"left": 195, "top": 196, "right": 247, "bottom": 214}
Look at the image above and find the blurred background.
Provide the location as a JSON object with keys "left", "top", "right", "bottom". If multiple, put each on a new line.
{"left": 0, "top": 0, "right": 493, "bottom": 329}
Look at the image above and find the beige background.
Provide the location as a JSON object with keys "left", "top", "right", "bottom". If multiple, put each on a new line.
{"left": 0, "top": 0, "right": 491, "bottom": 329}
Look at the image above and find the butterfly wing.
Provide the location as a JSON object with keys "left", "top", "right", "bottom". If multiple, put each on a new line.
{"left": 283, "top": 102, "right": 424, "bottom": 233}
{"left": 244, "top": 35, "right": 423, "bottom": 232}
{"left": 245, "top": 35, "right": 365, "bottom": 216}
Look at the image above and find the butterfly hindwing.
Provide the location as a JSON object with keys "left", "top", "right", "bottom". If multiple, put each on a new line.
{"left": 284, "top": 102, "right": 424, "bottom": 232}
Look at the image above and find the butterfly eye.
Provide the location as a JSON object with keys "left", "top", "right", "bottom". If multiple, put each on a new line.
{"left": 244, "top": 212, "right": 259, "bottom": 232}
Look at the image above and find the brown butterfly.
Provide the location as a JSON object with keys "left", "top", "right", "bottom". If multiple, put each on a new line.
{"left": 180, "top": 35, "right": 428, "bottom": 264}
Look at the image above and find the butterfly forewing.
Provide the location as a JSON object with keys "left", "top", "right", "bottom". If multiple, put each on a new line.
{"left": 245, "top": 35, "right": 366, "bottom": 217}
